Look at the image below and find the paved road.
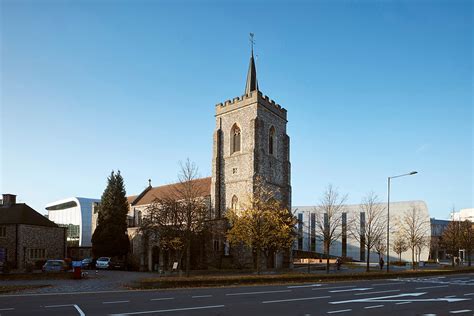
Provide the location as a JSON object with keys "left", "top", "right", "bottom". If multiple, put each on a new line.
{"left": 0, "top": 273, "right": 472, "bottom": 315}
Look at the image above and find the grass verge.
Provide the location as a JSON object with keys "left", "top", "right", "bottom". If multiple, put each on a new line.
{"left": 0, "top": 284, "right": 51, "bottom": 294}
{"left": 134, "top": 267, "right": 474, "bottom": 289}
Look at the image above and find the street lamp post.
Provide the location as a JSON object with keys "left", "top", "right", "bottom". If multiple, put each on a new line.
{"left": 386, "top": 171, "right": 418, "bottom": 273}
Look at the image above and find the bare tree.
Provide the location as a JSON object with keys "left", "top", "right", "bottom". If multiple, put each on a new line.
{"left": 392, "top": 232, "right": 409, "bottom": 262}
{"left": 314, "top": 185, "right": 347, "bottom": 273}
{"left": 141, "top": 159, "right": 208, "bottom": 276}
{"left": 440, "top": 213, "right": 463, "bottom": 267}
{"left": 398, "top": 206, "right": 430, "bottom": 269}
{"left": 349, "top": 192, "right": 386, "bottom": 272}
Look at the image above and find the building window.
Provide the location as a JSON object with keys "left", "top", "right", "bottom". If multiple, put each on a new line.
{"left": 231, "top": 124, "right": 241, "bottom": 154}
{"left": 231, "top": 195, "right": 238, "bottom": 210}
{"left": 269, "top": 126, "right": 275, "bottom": 156}
{"left": 310, "top": 213, "right": 316, "bottom": 252}
{"left": 29, "top": 249, "right": 46, "bottom": 260}
{"left": 232, "top": 168, "right": 238, "bottom": 174}
{"left": 297, "top": 213, "right": 303, "bottom": 250}
{"left": 213, "top": 240, "right": 220, "bottom": 252}
{"left": 0, "top": 226, "right": 6, "bottom": 238}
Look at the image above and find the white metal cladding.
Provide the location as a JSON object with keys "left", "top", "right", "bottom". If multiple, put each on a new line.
{"left": 45, "top": 197, "right": 100, "bottom": 247}
{"left": 292, "top": 200, "right": 431, "bottom": 263}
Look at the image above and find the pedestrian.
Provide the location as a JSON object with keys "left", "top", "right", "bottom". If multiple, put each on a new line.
{"left": 379, "top": 257, "right": 384, "bottom": 270}
{"left": 336, "top": 257, "right": 342, "bottom": 271}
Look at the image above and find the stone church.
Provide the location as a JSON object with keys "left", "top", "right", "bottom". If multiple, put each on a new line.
{"left": 121, "top": 50, "right": 291, "bottom": 271}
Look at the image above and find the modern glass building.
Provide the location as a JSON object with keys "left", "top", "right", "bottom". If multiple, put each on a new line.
{"left": 46, "top": 197, "right": 100, "bottom": 247}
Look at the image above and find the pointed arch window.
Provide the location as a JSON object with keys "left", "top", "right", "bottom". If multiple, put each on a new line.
{"left": 231, "top": 124, "right": 241, "bottom": 154}
{"left": 231, "top": 195, "right": 238, "bottom": 210}
{"left": 269, "top": 126, "right": 276, "bottom": 156}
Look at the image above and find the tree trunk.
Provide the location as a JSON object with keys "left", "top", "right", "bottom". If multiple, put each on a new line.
{"left": 468, "top": 250, "right": 472, "bottom": 267}
{"left": 325, "top": 243, "right": 330, "bottom": 274}
{"left": 412, "top": 247, "right": 415, "bottom": 270}
{"left": 185, "top": 241, "right": 191, "bottom": 277}
{"left": 366, "top": 246, "right": 370, "bottom": 272}
{"left": 256, "top": 248, "right": 261, "bottom": 275}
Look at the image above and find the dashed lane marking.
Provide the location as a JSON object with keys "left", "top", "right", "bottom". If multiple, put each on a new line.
{"left": 415, "top": 285, "right": 449, "bottom": 290}
{"left": 262, "top": 296, "right": 331, "bottom": 304}
{"left": 329, "top": 288, "right": 373, "bottom": 293}
{"left": 44, "top": 304, "right": 85, "bottom": 316}
{"left": 449, "top": 310, "right": 472, "bottom": 314}
{"left": 192, "top": 295, "right": 213, "bottom": 298}
{"left": 364, "top": 305, "right": 384, "bottom": 309}
{"left": 463, "top": 293, "right": 474, "bottom": 296}
{"left": 226, "top": 290, "right": 291, "bottom": 296}
{"left": 396, "top": 302, "right": 411, "bottom": 305}
{"left": 103, "top": 300, "right": 130, "bottom": 304}
{"left": 372, "top": 282, "right": 405, "bottom": 286}
{"left": 313, "top": 286, "right": 356, "bottom": 291}
{"left": 150, "top": 297, "right": 174, "bottom": 301}
{"left": 109, "top": 305, "right": 225, "bottom": 315}
{"left": 288, "top": 284, "right": 323, "bottom": 288}
{"left": 327, "top": 309, "right": 352, "bottom": 314}
{"left": 0, "top": 308, "right": 14, "bottom": 311}
{"left": 354, "top": 289, "right": 400, "bottom": 296}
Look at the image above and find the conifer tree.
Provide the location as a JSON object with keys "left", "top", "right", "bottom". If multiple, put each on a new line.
{"left": 92, "top": 170, "right": 130, "bottom": 257}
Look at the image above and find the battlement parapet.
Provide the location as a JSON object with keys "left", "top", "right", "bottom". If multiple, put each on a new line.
{"left": 215, "top": 90, "right": 287, "bottom": 119}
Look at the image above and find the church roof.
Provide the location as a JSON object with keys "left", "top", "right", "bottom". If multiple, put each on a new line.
{"left": 244, "top": 52, "right": 258, "bottom": 94}
{"left": 130, "top": 177, "right": 211, "bottom": 206}
{"left": 0, "top": 203, "right": 59, "bottom": 227}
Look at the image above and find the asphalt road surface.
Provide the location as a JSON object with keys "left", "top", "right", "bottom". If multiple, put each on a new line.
{"left": 0, "top": 273, "right": 472, "bottom": 315}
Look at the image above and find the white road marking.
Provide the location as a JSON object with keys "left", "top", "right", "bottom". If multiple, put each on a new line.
{"left": 226, "top": 289, "right": 291, "bottom": 296}
{"left": 150, "top": 297, "right": 174, "bottom": 301}
{"left": 44, "top": 304, "right": 85, "bottom": 316}
{"left": 354, "top": 289, "right": 400, "bottom": 296}
{"left": 450, "top": 310, "right": 472, "bottom": 314}
{"left": 0, "top": 289, "right": 158, "bottom": 297}
{"left": 330, "top": 292, "right": 426, "bottom": 304}
{"left": 416, "top": 285, "right": 449, "bottom": 290}
{"left": 262, "top": 296, "right": 330, "bottom": 304}
{"left": 327, "top": 309, "right": 352, "bottom": 314}
{"left": 330, "top": 288, "right": 373, "bottom": 293}
{"left": 288, "top": 284, "right": 323, "bottom": 288}
{"left": 109, "top": 305, "right": 225, "bottom": 315}
{"left": 192, "top": 295, "right": 213, "bottom": 298}
{"left": 45, "top": 304, "right": 75, "bottom": 308}
{"left": 0, "top": 308, "right": 14, "bottom": 311}
{"left": 445, "top": 295, "right": 456, "bottom": 298}
{"left": 313, "top": 285, "right": 356, "bottom": 291}
{"left": 422, "top": 314, "right": 437, "bottom": 316}
{"left": 463, "top": 293, "right": 474, "bottom": 296}
{"left": 372, "top": 282, "right": 405, "bottom": 286}
{"left": 103, "top": 300, "right": 130, "bottom": 304}
{"left": 364, "top": 305, "right": 384, "bottom": 309}
{"left": 74, "top": 305, "right": 86, "bottom": 316}
{"left": 396, "top": 302, "right": 411, "bottom": 305}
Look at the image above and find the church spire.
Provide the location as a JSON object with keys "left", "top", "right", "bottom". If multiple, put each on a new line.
{"left": 245, "top": 33, "right": 258, "bottom": 94}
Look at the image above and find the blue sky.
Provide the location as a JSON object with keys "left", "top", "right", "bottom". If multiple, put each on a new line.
{"left": 1, "top": 0, "right": 472, "bottom": 219}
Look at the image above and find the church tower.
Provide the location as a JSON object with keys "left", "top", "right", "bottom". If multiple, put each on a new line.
{"left": 211, "top": 48, "right": 291, "bottom": 218}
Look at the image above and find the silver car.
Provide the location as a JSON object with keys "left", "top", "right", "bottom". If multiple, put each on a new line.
{"left": 95, "top": 257, "right": 111, "bottom": 269}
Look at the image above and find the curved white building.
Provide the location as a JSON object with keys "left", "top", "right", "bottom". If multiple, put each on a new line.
{"left": 293, "top": 200, "right": 431, "bottom": 263}
{"left": 46, "top": 197, "right": 100, "bottom": 247}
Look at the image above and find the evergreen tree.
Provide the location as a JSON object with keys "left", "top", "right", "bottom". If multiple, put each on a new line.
{"left": 92, "top": 170, "right": 130, "bottom": 257}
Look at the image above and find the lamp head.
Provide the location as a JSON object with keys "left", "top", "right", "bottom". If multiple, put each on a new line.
{"left": 410, "top": 171, "right": 418, "bottom": 175}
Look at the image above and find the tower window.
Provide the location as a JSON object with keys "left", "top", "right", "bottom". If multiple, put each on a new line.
{"left": 269, "top": 126, "right": 276, "bottom": 156}
{"left": 231, "top": 195, "right": 238, "bottom": 210}
{"left": 231, "top": 124, "right": 241, "bottom": 154}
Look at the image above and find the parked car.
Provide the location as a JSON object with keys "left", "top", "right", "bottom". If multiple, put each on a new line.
{"left": 42, "top": 260, "right": 69, "bottom": 272}
{"left": 81, "top": 257, "right": 95, "bottom": 269}
{"left": 109, "top": 258, "right": 126, "bottom": 270}
{"left": 95, "top": 257, "right": 111, "bottom": 269}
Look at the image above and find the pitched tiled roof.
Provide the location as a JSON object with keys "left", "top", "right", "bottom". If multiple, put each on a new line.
{"left": 131, "top": 177, "right": 211, "bottom": 206}
{"left": 0, "top": 203, "right": 59, "bottom": 227}
{"left": 127, "top": 195, "right": 137, "bottom": 204}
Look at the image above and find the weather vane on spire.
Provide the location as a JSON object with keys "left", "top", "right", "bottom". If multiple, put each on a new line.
{"left": 249, "top": 32, "right": 255, "bottom": 55}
